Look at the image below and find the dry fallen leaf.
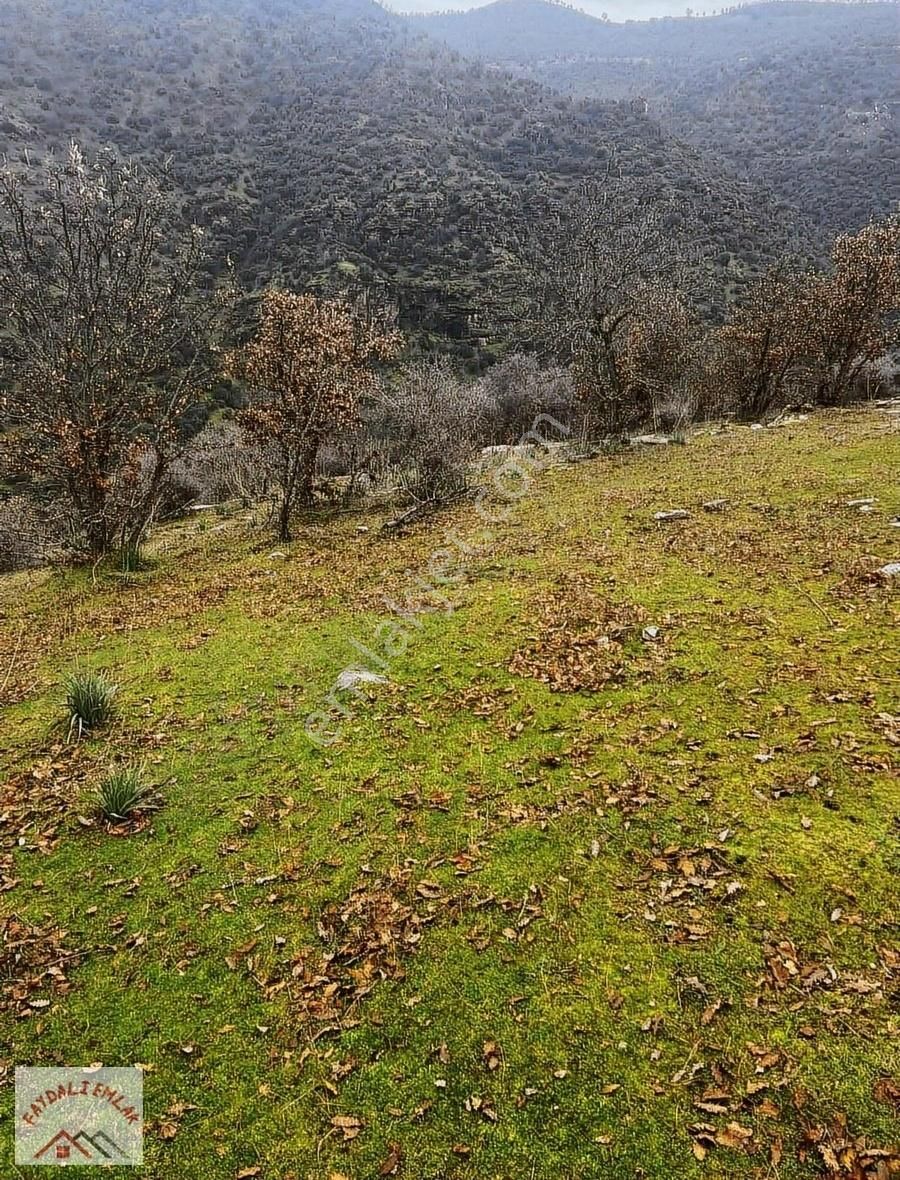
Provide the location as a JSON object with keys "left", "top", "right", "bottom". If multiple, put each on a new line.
{"left": 716, "top": 1122, "right": 753, "bottom": 1150}
{"left": 483, "top": 1040, "right": 502, "bottom": 1071}
{"left": 379, "top": 1141, "right": 404, "bottom": 1176}
{"left": 331, "top": 1114, "right": 363, "bottom": 1141}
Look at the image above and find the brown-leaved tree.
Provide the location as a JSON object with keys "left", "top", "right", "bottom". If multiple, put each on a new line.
{"left": 706, "top": 264, "right": 814, "bottom": 421}
{"left": 229, "top": 290, "right": 400, "bottom": 541}
{"left": 806, "top": 216, "right": 900, "bottom": 405}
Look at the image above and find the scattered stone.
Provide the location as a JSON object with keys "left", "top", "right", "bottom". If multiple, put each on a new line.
{"left": 335, "top": 667, "right": 389, "bottom": 691}
{"left": 642, "top": 626, "right": 661, "bottom": 641}
{"left": 702, "top": 499, "right": 728, "bottom": 513}
{"left": 268, "top": 550, "right": 287, "bottom": 560}
{"left": 355, "top": 526, "right": 370, "bottom": 534}
{"left": 846, "top": 498, "right": 876, "bottom": 508}
{"left": 631, "top": 434, "right": 674, "bottom": 446}
{"left": 890, "top": 518, "right": 900, "bottom": 529}
{"left": 654, "top": 510, "right": 691, "bottom": 522}
{"left": 750, "top": 423, "right": 765, "bottom": 431}
{"left": 479, "top": 443, "right": 539, "bottom": 461}
{"left": 875, "top": 562, "right": 900, "bottom": 579}
{"left": 772, "top": 413, "right": 809, "bottom": 426}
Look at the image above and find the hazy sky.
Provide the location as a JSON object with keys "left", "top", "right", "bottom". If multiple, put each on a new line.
{"left": 391, "top": 0, "right": 705, "bottom": 17}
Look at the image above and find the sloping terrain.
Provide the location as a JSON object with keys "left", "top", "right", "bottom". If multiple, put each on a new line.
{"left": 416, "top": 0, "right": 900, "bottom": 238}
{"left": 0, "top": 0, "right": 809, "bottom": 361}
{"left": 1, "top": 409, "right": 898, "bottom": 1178}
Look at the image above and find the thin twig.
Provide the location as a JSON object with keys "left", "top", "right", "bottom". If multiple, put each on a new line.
{"left": 0, "top": 623, "right": 25, "bottom": 696}
{"left": 784, "top": 575, "right": 836, "bottom": 627}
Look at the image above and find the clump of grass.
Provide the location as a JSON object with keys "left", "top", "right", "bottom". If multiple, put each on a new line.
{"left": 64, "top": 670, "right": 118, "bottom": 739}
{"left": 95, "top": 766, "right": 151, "bottom": 822}
{"left": 115, "top": 541, "right": 146, "bottom": 574}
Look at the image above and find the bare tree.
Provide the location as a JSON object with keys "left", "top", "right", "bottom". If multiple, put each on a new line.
{"left": 526, "top": 175, "right": 692, "bottom": 435}
{"left": 228, "top": 290, "right": 400, "bottom": 541}
{"left": 0, "top": 143, "right": 230, "bottom": 558}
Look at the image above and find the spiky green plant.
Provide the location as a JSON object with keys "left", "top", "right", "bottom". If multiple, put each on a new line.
{"left": 115, "top": 541, "right": 146, "bottom": 574}
{"left": 64, "top": 670, "right": 118, "bottom": 739}
{"left": 96, "top": 767, "right": 151, "bottom": 822}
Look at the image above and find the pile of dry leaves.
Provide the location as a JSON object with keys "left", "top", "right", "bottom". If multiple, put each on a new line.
{"left": 0, "top": 752, "right": 87, "bottom": 891}
{"left": 802, "top": 1114, "right": 899, "bottom": 1179}
{"left": 633, "top": 842, "right": 743, "bottom": 945}
{"left": 1, "top": 913, "right": 81, "bottom": 1019}
{"left": 261, "top": 868, "right": 436, "bottom": 1025}
{"left": 509, "top": 579, "right": 656, "bottom": 692}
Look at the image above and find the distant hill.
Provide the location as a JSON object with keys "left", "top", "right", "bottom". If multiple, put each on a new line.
{"left": 414, "top": 0, "right": 900, "bottom": 237}
{"left": 0, "top": 0, "right": 813, "bottom": 361}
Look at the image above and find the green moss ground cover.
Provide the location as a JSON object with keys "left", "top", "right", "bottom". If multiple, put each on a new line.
{"left": 1, "top": 409, "right": 898, "bottom": 1178}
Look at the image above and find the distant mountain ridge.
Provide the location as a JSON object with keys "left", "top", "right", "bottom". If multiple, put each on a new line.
{"left": 0, "top": 0, "right": 817, "bottom": 360}
{"left": 414, "top": 0, "right": 900, "bottom": 236}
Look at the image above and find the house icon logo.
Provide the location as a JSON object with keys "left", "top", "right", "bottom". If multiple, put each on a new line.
{"left": 15, "top": 1067, "right": 143, "bottom": 1167}
{"left": 34, "top": 1128, "right": 127, "bottom": 1162}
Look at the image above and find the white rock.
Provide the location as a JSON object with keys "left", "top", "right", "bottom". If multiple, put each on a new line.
{"left": 773, "top": 414, "right": 809, "bottom": 426}
{"left": 654, "top": 510, "right": 691, "bottom": 522}
{"left": 631, "top": 434, "right": 674, "bottom": 446}
{"left": 642, "top": 626, "right": 660, "bottom": 641}
{"left": 703, "top": 499, "right": 728, "bottom": 513}
{"left": 480, "top": 444, "right": 538, "bottom": 459}
{"left": 846, "top": 498, "right": 876, "bottom": 508}
{"left": 876, "top": 562, "right": 900, "bottom": 578}
{"left": 335, "top": 667, "right": 388, "bottom": 691}
{"left": 268, "top": 550, "right": 287, "bottom": 560}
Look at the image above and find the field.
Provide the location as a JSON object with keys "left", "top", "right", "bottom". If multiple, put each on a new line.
{"left": 1, "top": 407, "right": 898, "bottom": 1179}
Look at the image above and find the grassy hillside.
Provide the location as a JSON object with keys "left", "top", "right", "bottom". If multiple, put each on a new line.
{"left": 1, "top": 408, "right": 899, "bottom": 1178}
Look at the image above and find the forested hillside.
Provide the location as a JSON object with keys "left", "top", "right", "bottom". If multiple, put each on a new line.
{"left": 0, "top": 0, "right": 810, "bottom": 362}
{"left": 416, "top": 1, "right": 900, "bottom": 238}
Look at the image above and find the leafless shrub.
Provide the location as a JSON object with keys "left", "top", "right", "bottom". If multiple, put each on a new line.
{"left": 0, "top": 496, "right": 60, "bottom": 571}
{"left": 316, "top": 409, "right": 395, "bottom": 501}
{"left": 166, "top": 420, "right": 269, "bottom": 510}
{"left": 376, "top": 359, "right": 490, "bottom": 503}
{"left": 476, "top": 354, "right": 577, "bottom": 442}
